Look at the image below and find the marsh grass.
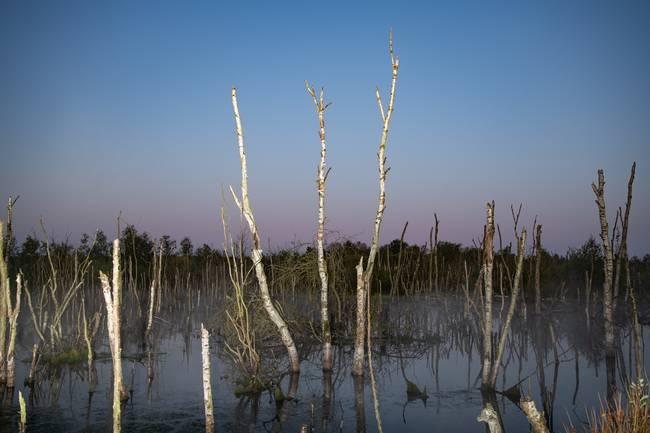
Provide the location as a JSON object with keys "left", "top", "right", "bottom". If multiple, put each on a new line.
{"left": 566, "top": 379, "right": 650, "bottom": 433}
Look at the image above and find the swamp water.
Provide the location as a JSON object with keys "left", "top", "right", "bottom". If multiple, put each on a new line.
{"left": 0, "top": 294, "right": 648, "bottom": 432}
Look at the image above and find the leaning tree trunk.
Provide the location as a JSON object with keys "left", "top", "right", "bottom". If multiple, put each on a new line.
{"left": 481, "top": 201, "right": 495, "bottom": 389}
{"left": 230, "top": 88, "right": 300, "bottom": 373}
{"left": 489, "top": 228, "right": 526, "bottom": 388}
{"left": 619, "top": 162, "right": 642, "bottom": 379}
{"left": 352, "top": 33, "right": 400, "bottom": 376}
{"left": 520, "top": 397, "right": 550, "bottom": 433}
{"left": 307, "top": 83, "right": 333, "bottom": 371}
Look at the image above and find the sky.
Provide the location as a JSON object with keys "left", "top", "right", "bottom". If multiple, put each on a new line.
{"left": 1, "top": 0, "right": 649, "bottom": 256}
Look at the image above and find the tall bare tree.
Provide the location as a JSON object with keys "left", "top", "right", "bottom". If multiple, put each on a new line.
{"left": 489, "top": 227, "right": 526, "bottom": 388}
{"left": 352, "top": 32, "right": 400, "bottom": 376}
{"left": 592, "top": 170, "right": 615, "bottom": 351}
{"left": 99, "top": 239, "right": 125, "bottom": 433}
{"left": 592, "top": 169, "right": 617, "bottom": 399}
{"left": 230, "top": 88, "right": 300, "bottom": 373}
{"left": 306, "top": 83, "right": 334, "bottom": 371}
{"left": 481, "top": 201, "right": 495, "bottom": 388}
{"left": 0, "top": 222, "right": 7, "bottom": 385}
{"left": 618, "top": 163, "right": 642, "bottom": 379}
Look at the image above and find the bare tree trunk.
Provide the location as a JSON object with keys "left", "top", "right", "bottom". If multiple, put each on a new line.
{"left": 352, "top": 258, "right": 366, "bottom": 376}
{"left": 5, "top": 273, "right": 22, "bottom": 388}
{"left": 591, "top": 169, "right": 616, "bottom": 397}
{"left": 619, "top": 162, "right": 642, "bottom": 379}
{"left": 367, "top": 265, "right": 384, "bottom": 433}
{"left": 201, "top": 324, "right": 215, "bottom": 433}
{"left": 481, "top": 201, "right": 495, "bottom": 388}
{"left": 26, "top": 343, "right": 39, "bottom": 389}
{"left": 307, "top": 83, "right": 333, "bottom": 372}
{"left": 352, "top": 33, "right": 399, "bottom": 376}
{"left": 433, "top": 213, "right": 439, "bottom": 292}
{"left": 534, "top": 224, "right": 542, "bottom": 314}
{"left": 489, "top": 228, "right": 526, "bottom": 388}
{"left": 477, "top": 402, "right": 503, "bottom": 433}
{"left": 99, "top": 239, "right": 125, "bottom": 433}
{"left": 146, "top": 241, "right": 161, "bottom": 339}
{"left": 230, "top": 89, "right": 300, "bottom": 373}
{"left": 0, "top": 221, "right": 7, "bottom": 385}
{"left": 520, "top": 397, "right": 550, "bottom": 433}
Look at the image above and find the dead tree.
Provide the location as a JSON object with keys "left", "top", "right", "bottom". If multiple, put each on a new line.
{"left": 352, "top": 32, "right": 400, "bottom": 376}
{"left": 592, "top": 171, "right": 615, "bottom": 348}
{"left": 99, "top": 239, "right": 126, "bottom": 433}
{"left": 230, "top": 88, "right": 300, "bottom": 373}
{"left": 201, "top": 323, "right": 215, "bottom": 433}
{"left": 481, "top": 201, "right": 495, "bottom": 388}
{"left": 520, "top": 397, "right": 550, "bottom": 433}
{"left": 306, "top": 82, "right": 334, "bottom": 371}
{"left": 433, "top": 213, "right": 439, "bottom": 291}
{"left": 591, "top": 169, "right": 616, "bottom": 398}
{"left": 5, "top": 273, "right": 22, "bottom": 389}
{"left": 146, "top": 240, "right": 162, "bottom": 339}
{"left": 534, "top": 224, "right": 542, "bottom": 314}
{"left": 618, "top": 162, "right": 642, "bottom": 379}
{"left": 0, "top": 221, "right": 7, "bottom": 385}
{"left": 489, "top": 227, "right": 527, "bottom": 388}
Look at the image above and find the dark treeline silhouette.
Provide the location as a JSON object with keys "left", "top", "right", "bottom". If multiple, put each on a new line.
{"left": 7, "top": 223, "right": 649, "bottom": 307}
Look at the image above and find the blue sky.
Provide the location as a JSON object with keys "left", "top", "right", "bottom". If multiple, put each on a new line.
{"left": 1, "top": 0, "right": 649, "bottom": 255}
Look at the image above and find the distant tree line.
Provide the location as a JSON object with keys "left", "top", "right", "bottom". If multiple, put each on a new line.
{"left": 5, "top": 223, "right": 649, "bottom": 303}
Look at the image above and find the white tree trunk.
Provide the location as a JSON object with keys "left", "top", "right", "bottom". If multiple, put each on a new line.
{"left": 230, "top": 88, "right": 300, "bottom": 373}
{"left": 0, "top": 221, "right": 8, "bottom": 385}
{"left": 307, "top": 83, "right": 333, "bottom": 371}
{"left": 481, "top": 202, "right": 495, "bottom": 388}
{"left": 353, "top": 33, "right": 400, "bottom": 376}
{"left": 490, "top": 228, "right": 526, "bottom": 388}
{"left": 201, "top": 324, "right": 215, "bottom": 433}
{"left": 592, "top": 171, "right": 615, "bottom": 352}
{"left": 5, "top": 273, "right": 22, "bottom": 388}
{"left": 99, "top": 239, "right": 124, "bottom": 433}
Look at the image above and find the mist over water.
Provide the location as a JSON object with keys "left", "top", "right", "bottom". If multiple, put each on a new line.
{"left": 1, "top": 293, "right": 647, "bottom": 433}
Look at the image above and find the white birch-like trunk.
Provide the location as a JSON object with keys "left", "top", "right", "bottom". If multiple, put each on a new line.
{"left": 520, "top": 397, "right": 550, "bottom": 433}
{"left": 353, "top": 33, "right": 399, "bottom": 376}
{"left": 352, "top": 257, "right": 366, "bottom": 376}
{"left": 230, "top": 88, "right": 300, "bottom": 373}
{"left": 0, "top": 221, "right": 7, "bottom": 385}
{"left": 481, "top": 202, "right": 495, "bottom": 388}
{"left": 307, "top": 83, "right": 333, "bottom": 371}
{"left": 489, "top": 228, "right": 526, "bottom": 388}
{"left": 99, "top": 239, "right": 124, "bottom": 433}
{"left": 5, "top": 273, "right": 22, "bottom": 388}
{"left": 477, "top": 403, "right": 503, "bottom": 433}
{"left": 201, "top": 323, "right": 215, "bottom": 433}
{"left": 592, "top": 171, "right": 615, "bottom": 353}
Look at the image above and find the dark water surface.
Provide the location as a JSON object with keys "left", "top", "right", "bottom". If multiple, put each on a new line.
{"left": 1, "top": 294, "right": 648, "bottom": 432}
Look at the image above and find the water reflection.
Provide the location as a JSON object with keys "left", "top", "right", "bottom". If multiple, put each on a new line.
{"left": 0, "top": 295, "right": 647, "bottom": 432}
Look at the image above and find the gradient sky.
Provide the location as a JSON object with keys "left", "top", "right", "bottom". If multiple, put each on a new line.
{"left": 1, "top": 0, "right": 649, "bottom": 256}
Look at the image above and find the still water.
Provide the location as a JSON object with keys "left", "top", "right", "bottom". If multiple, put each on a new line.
{"left": 0, "top": 294, "right": 647, "bottom": 432}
